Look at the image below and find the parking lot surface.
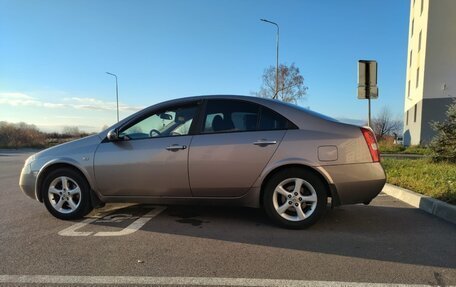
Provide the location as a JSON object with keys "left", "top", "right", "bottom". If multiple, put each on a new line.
{"left": 0, "top": 152, "right": 455, "bottom": 286}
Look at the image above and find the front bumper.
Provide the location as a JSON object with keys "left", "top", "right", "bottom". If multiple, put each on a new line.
{"left": 19, "top": 163, "right": 38, "bottom": 201}
{"left": 323, "top": 162, "right": 386, "bottom": 205}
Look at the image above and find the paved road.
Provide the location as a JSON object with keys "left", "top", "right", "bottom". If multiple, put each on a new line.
{"left": 0, "top": 152, "right": 455, "bottom": 286}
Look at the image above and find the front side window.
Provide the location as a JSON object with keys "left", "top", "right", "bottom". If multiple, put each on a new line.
{"left": 120, "top": 103, "right": 198, "bottom": 140}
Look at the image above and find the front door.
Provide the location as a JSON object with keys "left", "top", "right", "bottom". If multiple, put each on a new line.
{"left": 94, "top": 102, "right": 199, "bottom": 197}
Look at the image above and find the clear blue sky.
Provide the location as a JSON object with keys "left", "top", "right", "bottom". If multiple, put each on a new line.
{"left": 0, "top": 0, "right": 410, "bottom": 132}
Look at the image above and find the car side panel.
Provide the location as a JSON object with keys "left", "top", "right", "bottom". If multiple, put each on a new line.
{"left": 93, "top": 136, "right": 193, "bottom": 197}
{"left": 189, "top": 130, "right": 286, "bottom": 197}
{"left": 30, "top": 135, "right": 102, "bottom": 201}
{"left": 265, "top": 127, "right": 372, "bottom": 169}
{"left": 254, "top": 127, "right": 385, "bottom": 205}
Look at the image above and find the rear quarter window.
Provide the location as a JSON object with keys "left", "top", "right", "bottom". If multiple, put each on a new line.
{"left": 259, "top": 107, "right": 297, "bottom": 130}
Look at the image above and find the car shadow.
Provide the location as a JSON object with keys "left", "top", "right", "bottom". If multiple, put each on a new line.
{"left": 89, "top": 202, "right": 456, "bottom": 269}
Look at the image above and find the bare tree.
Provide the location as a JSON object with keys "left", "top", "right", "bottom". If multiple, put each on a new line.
{"left": 254, "top": 63, "right": 308, "bottom": 103}
{"left": 371, "top": 107, "right": 402, "bottom": 140}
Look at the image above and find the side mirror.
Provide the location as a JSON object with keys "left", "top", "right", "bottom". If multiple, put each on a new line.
{"left": 107, "top": 129, "right": 119, "bottom": 141}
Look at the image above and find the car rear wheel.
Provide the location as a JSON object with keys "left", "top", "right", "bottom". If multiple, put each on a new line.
{"left": 263, "top": 168, "right": 327, "bottom": 229}
{"left": 42, "top": 168, "right": 93, "bottom": 220}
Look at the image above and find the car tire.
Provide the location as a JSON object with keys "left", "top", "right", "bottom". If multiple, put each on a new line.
{"left": 263, "top": 168, "right": 328, "bottom": 229}
{"left": 42, "top": 168, "right": 93, "bottom": 220}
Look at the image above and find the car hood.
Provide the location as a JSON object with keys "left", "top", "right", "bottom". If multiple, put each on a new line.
{"left": 32, "top": 134, "right": 102, "bottom": 161}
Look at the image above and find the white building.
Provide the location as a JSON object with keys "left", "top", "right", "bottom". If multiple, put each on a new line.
{"left": 403, "top": 0, "right": 456, "bottom": 146}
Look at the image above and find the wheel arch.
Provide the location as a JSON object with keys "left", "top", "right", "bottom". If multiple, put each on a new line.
{"left": 259, "top": 164, "right": 340, "bottom": 207}
{"left": 35, "top": 159, "right": 96, "bottom": 204}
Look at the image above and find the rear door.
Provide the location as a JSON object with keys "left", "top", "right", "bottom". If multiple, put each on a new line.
{"left": 188, "top": 99, "right": 294, "bottom": 197}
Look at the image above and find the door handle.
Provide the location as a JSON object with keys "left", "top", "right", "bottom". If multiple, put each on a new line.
{"left": 166, "top": 144, "right": 187, "bottom": 151}
{"left": 253, "top": 140, "right": 277, "bottom": 146}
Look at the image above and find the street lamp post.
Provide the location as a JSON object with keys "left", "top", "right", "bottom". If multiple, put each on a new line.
{"left": 106, "top": 72, "right": 119, "bottom": 123}
{"left": 260, "top": 18, "right": 279, "bottom": 99}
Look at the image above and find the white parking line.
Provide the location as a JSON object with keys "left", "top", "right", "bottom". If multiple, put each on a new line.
{"left": 0, "top": 275, "right": 442, "bottom": 286}
{"left": 57, "top": 217, "right": 99, "bottom": 236}
{"left": 58, "top": 205, "right": 166, "bottom": 237}
{"left": 94, "top": 206, "right": 166, "bottom": 236}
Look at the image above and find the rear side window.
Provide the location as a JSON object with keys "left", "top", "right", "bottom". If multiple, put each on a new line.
{"left": 202, "top": 99, "right": 297, "bottom": 134}
{"left": 203, "top": 100, "right": 259, "bottom": 133}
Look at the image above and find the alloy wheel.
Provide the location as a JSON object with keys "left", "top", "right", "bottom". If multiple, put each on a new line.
{"left": 272, "top": 177, "right": 318, "bottom": 221}
{"left": 47, "top": 176, "right": 82, "bottom": 214}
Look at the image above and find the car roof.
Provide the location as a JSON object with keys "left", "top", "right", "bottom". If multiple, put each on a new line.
{"left": 103, "top": 95, "right": 343, "bottom": 136}
{"left": 167, "top": 94, "right": 339, "bottom": 124}
{"left": 158, "top": 95, "right": 333, "bottom": 115}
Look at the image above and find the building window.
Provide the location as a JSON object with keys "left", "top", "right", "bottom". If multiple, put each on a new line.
{"left": 409, "top": 50, "right": 413, "bottom": 67}
{"left": 408, "top": 80, "right": 411, "bottom": 97}
{"left": 406, "top": 110, "right": 409, "bottom": 125}
{"left": 416, "top": 67, "right": 420, "bottom": 88}
{"left": 414, "top": 104, "right": 417, "bottom": 122}
{"left": 421, "top": 0, "right": 424, "bottom": 15}
{"left": 411, "top": 19, "right": 414, "bottom": 37}
{"left": 418, "top": 30, "right": 422, "bottom": 51}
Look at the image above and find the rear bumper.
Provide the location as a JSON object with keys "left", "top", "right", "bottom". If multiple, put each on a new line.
{"left": 322, "top": 162, "right": 386, "bottom": 205}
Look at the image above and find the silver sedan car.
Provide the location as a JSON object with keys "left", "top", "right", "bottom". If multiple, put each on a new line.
{"left": 19, "top": 95, "right": 386, "bottom": 228}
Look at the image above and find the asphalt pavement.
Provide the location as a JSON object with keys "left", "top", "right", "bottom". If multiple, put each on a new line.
{"left": 0, "top": 152, "right": 455, "bottom": 286}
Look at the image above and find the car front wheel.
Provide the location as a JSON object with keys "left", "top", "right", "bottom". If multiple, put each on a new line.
{"left": 42, "top": 168, "right": 93, "bottom": 220}
{"left": 263, "top": 168, "right": 327, "bottom": 229}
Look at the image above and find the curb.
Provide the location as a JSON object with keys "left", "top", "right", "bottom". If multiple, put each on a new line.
{"left": 382, "top": 183, "right": 456, "bottom": 225}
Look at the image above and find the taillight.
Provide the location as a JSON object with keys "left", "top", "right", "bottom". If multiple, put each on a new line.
{"left": 361, "top": 127, "right": 380, "bottom": 162}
